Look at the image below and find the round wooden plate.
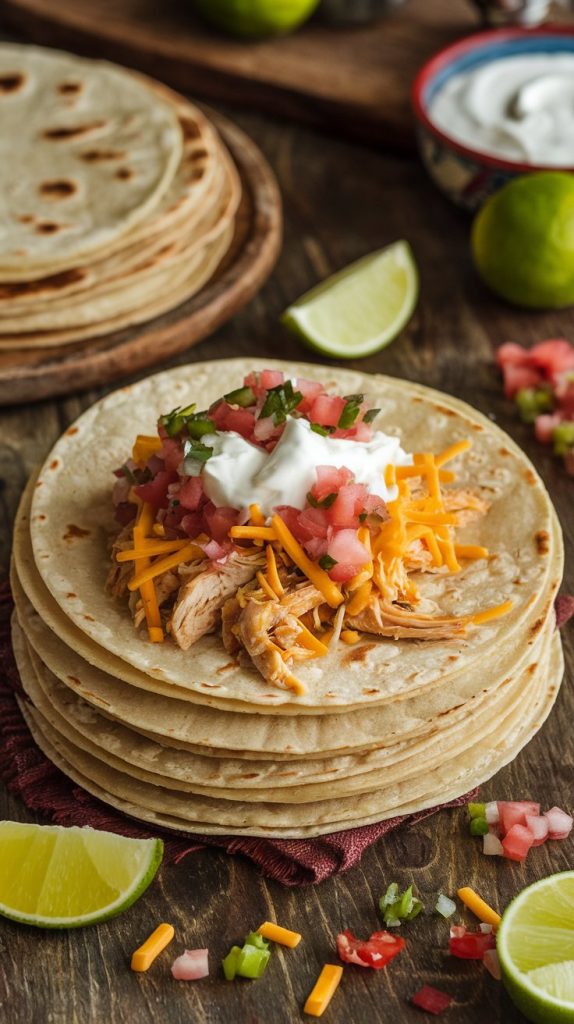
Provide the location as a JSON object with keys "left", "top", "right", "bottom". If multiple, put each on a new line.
{"left": 0, "top": 109, "right": 282, "bottom": 405}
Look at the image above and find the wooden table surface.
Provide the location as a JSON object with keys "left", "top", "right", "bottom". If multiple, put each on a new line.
{"left": 0, "top": 97, "right": 573, "bottom": 1024}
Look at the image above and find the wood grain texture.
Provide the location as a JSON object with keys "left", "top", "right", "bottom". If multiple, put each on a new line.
{"left": 0, "top": 105, "right": 573, "bottom": 1024}
{"left": 0, "top": 108, "right": 282, "bottom": 406}
{"left": 0, "top": 0, "right": 482, "bottom": 150}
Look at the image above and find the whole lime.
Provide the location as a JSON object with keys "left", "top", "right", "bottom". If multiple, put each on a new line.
{"left": 471, "top": 172, "right": 574, "bottom": 309}
{"left": 193, "top": 0, "right": 320, "bottom": 37}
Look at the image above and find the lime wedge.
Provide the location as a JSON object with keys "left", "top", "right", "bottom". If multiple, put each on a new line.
{"left": 282, "top": 240, "right": 418, "bottom": 359}
{"left": 497, "top": 871, "right": 574, "bottom": 1024}
{"left": 0, "top": 821, "right": 163, "bottom": 928}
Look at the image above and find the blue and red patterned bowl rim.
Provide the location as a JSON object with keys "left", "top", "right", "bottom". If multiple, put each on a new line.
{"left": 412, "top": 25, "right": 574, "bottom": 174}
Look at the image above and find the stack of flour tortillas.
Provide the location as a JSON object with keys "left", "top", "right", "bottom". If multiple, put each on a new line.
{"left": 0, "top": 44, "right": 240, "bottom": 347}
{"left": 10, "top": 360, "right": 564, "bottom": 838}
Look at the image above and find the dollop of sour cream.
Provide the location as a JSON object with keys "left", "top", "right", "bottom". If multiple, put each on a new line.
{"left": 189, "top": 416, "right": 412, "bottom": 516}
{"left": 429, "top": 54, "right": 574, "bottom": 166}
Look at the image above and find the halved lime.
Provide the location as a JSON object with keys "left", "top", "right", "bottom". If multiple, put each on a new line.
{"left": 497, "top": 871, "right": 574, "bottom": 1024}
{"left": 0, "top": 821, "right": 163, "bottom": 928}
{"left": 282, "top": 240, "right": 418, "bottom": 359}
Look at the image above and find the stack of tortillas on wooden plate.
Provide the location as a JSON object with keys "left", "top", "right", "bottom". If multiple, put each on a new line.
{"left": 10, "top": 360, "right": 565, "bottom": 838}
{"left": 0, "top": 44, "right": 241, "bottom": 347}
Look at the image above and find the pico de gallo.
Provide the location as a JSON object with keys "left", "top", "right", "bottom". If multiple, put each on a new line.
{"left": 497, "top": 337, "right": 574, "bottom": 475}
{"left": 107, "top": 369, "right": 512, "bottom": 694}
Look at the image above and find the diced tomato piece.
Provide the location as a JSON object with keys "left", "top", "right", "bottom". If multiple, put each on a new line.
{"left": 544, "top": 806, "right": 573, "bottom": 840}
{"left": 502, "top": 363, "right": 543, "bottom": 399}
{"left": 160, "top": 437, "right": 183, "bottom": 472}
{"left": 260, "top": 369, "right": 284, "bottom": 390}
{"left": 275, "top": 505, "right": 305, "bottom": 540}
{"left": 243, "top": 371, "right": 260, "bottom": 391}
{"left": 328, "top": 484, "right": 368, "bottom": 528}
{"left": 134, "top": 470, "right": 178, "bottom": 509}
{"left": 303, "top": 537, "right": 329, "bottom": 560}
{"left": 336, "top": 929, "right": 405, "bottom": 970}
{"left": 498, "top": 801, "right": 540, "bottom": 834}
{"left": 411, "top": 985, "right": 453, "bottom": 1014}
{"left": 449, "top": 926, "right": 496, "bottom": 959}
{"left": 329, "top": 561, "right": 360, "bottom": 583}
{"left": 114, "top": 502, "right": 137, "bottom": 527}
{"left": 295, "top": 378, "right": 325, "bottom": 413}
{"left": 525, "top": 815, "right": 549, "bottom": 847}
{"left": 313, "top": 465, "right": 353, "bottom": 502}
{"left": 555, "top": 373, "right": 574, "bottom": 419}
{"left": 534, "top": 412, "right": 562, "bottom": 444}
{"left": 309, "top": 394, "right": 347, "bottom": 427}
{"left": 180, "top": 512, "right": 203, "bottom": 538}
{"left": 347, "top": 419, "right": 375, "bottom": 442}
{"left": 502, "top": 823, "right": 535, "bottom": 862}
{"left": 529, "top": 339, "right": 574, "bottom": 378}
{"left": 297, "top": 507, "right": 331, "bottom": 539}
{"left": 179, "top": 476, "right": 204, "bottom": 512}
{"left": 327, "top": 529, "right": 370, "bottom": 569}
{"left": 222, "top": 407, "right": 256, "bottom": 438}
{"left": 203, "top": 503, "right": 240, "bottom": 543}
{"left": 497, "top": 342, "right": 531, "bottom": 367}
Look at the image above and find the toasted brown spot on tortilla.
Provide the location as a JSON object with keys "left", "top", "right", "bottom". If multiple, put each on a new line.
{"left": 535, "top": 530, "right": 550, "bottom": 554}
{"left": 191, "top": 148, "right": 208, "bottom": 162}
{"left": 362, "top": 687, "right": 381, "bottom": 695}
{"left": 237, "top": 773, "right": 260, "bottom": 780}
{"left": 35, "top": 514, "right": 46, "bottom": 521}
{"left": 0, "top": 268, "right": 85, "bottom": 301}
{"left": 40, "top": 179, "right": 77, "bottom": 199}
{"left": 44, "top": 121, "right": 106, "bottom": 140}
{"left": 216, "top": 662, "right": 237, "bottom": 674}
{"left": 438, "top": 704, "right": 464, "bottom": 716}
{"left": 80, "top": 148, "right": 124, "bottom": 162}
{"left": 529, "top": 617, "right": 544, "bottom": 639}
{"left": 58, "top": 81, "right": 82, "bottom": 95}
{"left": 66, "top": 426, "right": 79, "bottom": 435}
{"left": 35, "top": 222, "right": 62, "bottom": 235}
{"left": 513, "top": 578, "right": 523, "bottom": 585}
{"left": 200, "top": 682, "right": 221, "bottom": 689}
{"left": 341, "top": 643, "right": 378, "bottom": 667}
{"left": 524, "top": 468, "right": 537, "bottom": 485}
{"left": 35, "top": 480, "right": 43, "bottom": 487}
{"left": 448, "top": 655, "right": 459, "bottom": 661}
{"left": 412, "top": 397, "right": 423, "bottom": 404}
{"left": 115, "top": 167, "right": 133, "bottom": 180}
{"left": 17, "top": 214, "right": 34, "bottom": 224}
{"left": 433, "top": 404, "right": 456, "bottom": 417}
{"left": 179, "top": 117, "right": 201, "bottom": 141}
{"left": 49, "top": 459, "right": 59, "bottom": 470}
{"left": 84, "top": 614, "right": 96, "bottom": 622}
{"left": 67, "top": 675, "right": 81, "bottom": 685}
{"left": 190, "top": 168, "right": 205, "bottom": 182}
{"left": 472, "top": 423, "right": 485, "bottom": 431}
{"left": 499, "top": 447, "right": 510, "bottom": 456}
{"left": 66, "top": 592, "right": 76, "bottom": 599}
{"left": 63, "top": 523, "right": 90, "bottom": 541}
{"left": 0, "top": 73, "right": 25, "bottom": 93}
{"left": 528, "top": 663, "right": 538, "bottom": 675}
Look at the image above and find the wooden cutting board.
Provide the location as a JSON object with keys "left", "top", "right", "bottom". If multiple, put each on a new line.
{"left": 0, "top": 109, "right": 282, "bottom": 405}
{"left": 0, "top": 0, "right": 480, "bottom": 150}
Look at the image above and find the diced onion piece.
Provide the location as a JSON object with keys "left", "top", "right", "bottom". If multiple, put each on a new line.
{"left": 435, "top": 894, "right": 457, "bottom": 919}
{"left": 479, "top": 924, "right": 493, "bottom": 934}
{"left": 483, "top": 949, "right": 502, "bottom": 981}
{"left": 171, "top": 949, "right": 209, "bottom": 981}
{"left": 525, "top": 815, "right": 550, "bottom": 847}
{"left": 544, "top": 806, "right": 573, "bottom": 840}
{"left": 485, "top": 801, "right": 500, "bottom": 825}
{"left": 483, "top": 833, "right": 504, "bottom": 857}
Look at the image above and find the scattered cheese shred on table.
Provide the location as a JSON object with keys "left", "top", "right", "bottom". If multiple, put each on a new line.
{"left": 131, "top": 922, "right": 175, "bottom": 972}
{"left": 257, "top": 921, "right": 302, "bottom": 948}
{"left": 304, "top": 964, "right": 343, "bottom": 1017}
{"left": 457, "top": 887, "right": 501, "bottom": 930}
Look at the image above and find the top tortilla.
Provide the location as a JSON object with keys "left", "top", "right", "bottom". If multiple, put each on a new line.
{"left": 0, "top": 44, "right": 182, "bottom": 276}
{"left": 30, "top": 358, "right": 560, "bottom": 710}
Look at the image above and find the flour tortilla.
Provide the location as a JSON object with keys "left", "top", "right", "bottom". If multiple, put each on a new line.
{"left": 17, "top": 629, "right": 562, "bottom": 837}
{"left": 13, "top": 474, "right": 561, "bottom": 718}
{"left": 0, "top": 44, "right": 182, "bottom": 276}
{"left": 12, "top": 613, "right": 555, "bottom": 802}
{"left": 11, "top": 560, "right": 560, "bottom": 758}
{"left": 29, "top": 359, "right": 561, "bottom": 709}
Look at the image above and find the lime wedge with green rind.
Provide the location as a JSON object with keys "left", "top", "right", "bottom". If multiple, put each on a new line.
{"left": 0, "top": 821, "right": 163, "bottom": 928}
{"left": 193, "top": 0, "right": 320, "bottom": 37}
{"left": 497, "top": 871, "right": 574, "bottom": 1024}
{"left": 282, "top": 240, "right": 418, "bottom": 359}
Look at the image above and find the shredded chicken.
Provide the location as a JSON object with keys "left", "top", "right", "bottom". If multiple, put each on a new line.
{"left": 169, "top": 549, "right": 265, "bottom": 650}
{"left": 346, "top": 596, "right": 468, "bottom": 641}
{"left": 106, "top": 523, "right": 135, "bottom": 598}
{"left": 442, "top": 488, "right": 491, "bottom": 525}
{"left": 237, "top": 583, "right": 324, "bottom": 690}
{"left": 221, "top": 596, "right": 242, "bottom": 655}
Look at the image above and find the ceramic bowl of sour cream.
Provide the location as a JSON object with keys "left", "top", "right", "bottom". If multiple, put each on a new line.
{"left": 412, "top": 26, "right": 574, "bottom": 211}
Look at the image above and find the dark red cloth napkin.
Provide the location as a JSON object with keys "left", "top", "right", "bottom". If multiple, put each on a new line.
{"left": 5, "top": 577, "right": 571, "bottom": 886}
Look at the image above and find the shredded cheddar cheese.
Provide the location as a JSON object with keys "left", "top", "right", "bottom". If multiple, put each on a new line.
{"left": 230, "top": 526, "right": 277, "bottom": 541}
{"left": 265, "top": 544, "right": 284, "bottom": 596}
{"left": 271, "top": 515, "right": 344, "bottom": 609}
{"left": 128, "top": 541, "right": 204, "bottom": 592}
{"left": 117, "top": 539, "right": 190, "bottom": 562}
{"left": 132, "top": 435, "right": 162, "bottom": 466}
